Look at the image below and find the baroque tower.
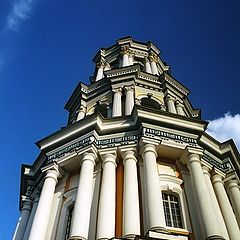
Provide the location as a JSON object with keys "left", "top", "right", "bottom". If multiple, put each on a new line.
{"left": 14, "top": 37, "right": 240, "bottom": 240}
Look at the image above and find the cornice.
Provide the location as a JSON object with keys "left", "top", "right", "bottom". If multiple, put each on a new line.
{"left": 137, "top": 106, "right": 207, "bottom": 133}
{"left": 161, "top": 72, "right": 190, "bottom": 96}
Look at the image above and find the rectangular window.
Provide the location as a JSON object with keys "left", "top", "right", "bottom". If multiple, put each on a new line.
{"left": 162, "top": 193, "right": 183, "bottom": 228}
{"left": 65, "top": 207, "right": 74, "bottom": 239}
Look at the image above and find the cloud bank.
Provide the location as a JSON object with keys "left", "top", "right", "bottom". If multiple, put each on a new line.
{"left": 6, "top": 0, "right": 35, "bottom": 31}
{"left": 207, "top": 113, "right": 240, "bottom": 150}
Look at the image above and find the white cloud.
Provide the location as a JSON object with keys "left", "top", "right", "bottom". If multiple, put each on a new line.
{"left": 206, "top": 112, "right": 240, "bottom": 150}
{"left": 6, "top": 0, "right": 35, "bottom": 31}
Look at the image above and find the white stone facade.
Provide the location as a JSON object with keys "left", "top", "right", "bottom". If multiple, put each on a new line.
{"left": 14, "top": 37, "right": 240, "bottom": 240}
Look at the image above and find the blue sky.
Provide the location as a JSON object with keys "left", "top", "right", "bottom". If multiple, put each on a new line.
{"left": 0, "top": 0, "right": 240, "bottom": 239}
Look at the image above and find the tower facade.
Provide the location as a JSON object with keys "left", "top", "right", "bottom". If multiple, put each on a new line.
{"left": 14, "top": 37, "right": 240, "bottom": 240}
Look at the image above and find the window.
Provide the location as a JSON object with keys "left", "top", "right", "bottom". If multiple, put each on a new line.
{"left": 64, "top": 206, "right": 74, "bottom": 239}
{"left": 162, "top": 193, "right": 183, "bottom": 228}
{"left": 141, "top": 97, "right": 160, "bottom": 109}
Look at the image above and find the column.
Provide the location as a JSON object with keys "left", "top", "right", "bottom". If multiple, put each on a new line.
{"left": 76, "top": 106, "right": 86, "bottom": 121}
{"left": 13, "top": 198, "right": 32, "bottom": 240}
{"left": 226, "top": 179, "right": 240, "bottom": 227}
{"left": 149, "top": 54, "right": 159, "bottom": 75}
{"left": 202, "top": 166, "right": 229, "bottom": 239}
{"left": 212, "top": 174, "right": 240, "bottom": 239}
{"left": 187, "top": 154, "right": 224, "bottom": 239}
{"left": 28, "top": 167, "right": 60, "bottom": 240}
{"left": 144, "top": 57, "right": 152, "bottom": 74}
{"left": 128, "top": 54, "right": 134, "bottom": 65}
{"left": 175, "top": 100, "right": 185, "bottom": 116}
{"left": 125, "top": 85, "right": 135, "bottom": 115}
{"left": 122, "top": 150, "right": 140, "bottom": 238}
{"left": 112, "top": 88, "right": 122, "bottom": 117}
{"left": 97, "top": 153, "right": 117, "bottom": 239}
{"left": 121, "top": 46, "right": 130, "bottom": 67}
{"left": 141, "top": 143, "right": 167, "bottom": 232}
{"left": 23, "top": 195, "right": 40, "bottom": 240}
{"left": 96, "top": 60, "right": 105, "bottom": 81}
{"left": 104, "top": 61, "right": 111, "bottom": 71}
{"left": 165, "top": 95, "right": 177, "bottom": 114}
{"left": 69, "top": 152, "right": 96, "bottom": 240}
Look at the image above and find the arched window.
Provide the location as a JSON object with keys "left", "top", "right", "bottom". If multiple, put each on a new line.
{"left": 141, "top": 97, "right": 160, "bottom": 109}
{"left": 162, "top": 193, "right": 183, "bottom": 228}
{"left": 64, "top": 205, "right": 74, "bottom": 239}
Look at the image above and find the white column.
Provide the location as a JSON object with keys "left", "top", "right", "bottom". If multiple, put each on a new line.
{"left": 175, "top": 100, "right": 185, "bottom": 116}
{"left": 122, "top": 150, "right": 140, "bottom": 238}
{"left": 122, "top": 54, "right": 129, "bottom": 67}
{"left": 226, "top": 179, "right": 240, "bottom": 227}
{"left": 165, "top": 95, "right": 177, "bottom": 114}
{"left": 23, "top": 195, "right": 39, "bottom": 240}
{"left": 112, "top": 88, "right": 122, "bottom": 117}
{"left": 28, "top": 167, "right": 60, "bottom": 240}
{"left": 104, "top": 61, "right": 111, "bottom": 71}
{"left": 202, "top": 166, "right": 229, "bottom": 240}
{"left": 149, "top": 54, "right": 159, "bottom": 75}
{"left": 187, "top": 154, "right": 223, "bottom": 239}
{"left": 121, "top": 46, "right": 130, "bottom": 67}
{"left": 97, "top": 153, "right": 117, "bottom": 239}
{"left": 69, "top": 152, "right": 96, "bottom": 240}
{"left": 76, "top": 106, "right": 86, "bottom": 121}
{"left": 96, "top": 61, "right": 105, "bottom": 81}
{"left": 128, "top": 54, "right": 134, "bottom": 65}
{"left": 144, "top": 57, "right": 152, "bottom": 74}
{"left": 141, "top": 143, "right": 166, "bottom": 232}
{"left": 212, "top": 174, "right": 240, "bottom": 239}
{"left": 125, "top": 85, "right": 134, "bottom": 115}
{"left": 13, "top": 198, "right": 31, "bottom": 240}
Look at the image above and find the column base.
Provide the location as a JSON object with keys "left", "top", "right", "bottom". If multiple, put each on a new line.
{"left": 123, "top": 233, "right": 137, "bottom": 239}
{"left": 205, "top": 235, "right": 225, "bottom": 240}
{"left": 149, "top": 226, "right": 170, "bottom": 234}
{"left": 68, "top": 236, "right": 86, "bottom": 240}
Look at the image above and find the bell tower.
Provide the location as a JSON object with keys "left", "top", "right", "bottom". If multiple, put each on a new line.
{"left": 14, "top": 37, "right": 240, "bottom": 240}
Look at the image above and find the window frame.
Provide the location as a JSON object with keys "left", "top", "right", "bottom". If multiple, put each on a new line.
{"left": 162, "top": 192, "right": 183, "bottom": 229}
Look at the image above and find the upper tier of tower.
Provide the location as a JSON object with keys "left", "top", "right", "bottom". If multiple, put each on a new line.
{"left": 65, "top": 37, "right": 200, "bottom": 125}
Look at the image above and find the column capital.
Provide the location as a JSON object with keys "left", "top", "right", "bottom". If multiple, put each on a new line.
{"left": 225, "top": 179, "right": 240, "bottom": 192}
{"left": 149, "top": 53, "right": 158, "bottom": 62}
{"left": 202, "top": 165, "right": 212, "bottom": 176}
{"left": 212, "top": 173, "right": 224, "bottom": 184}
{"left": 104, "top": 61, "right": 111, "bottom": 71}
{"left": 124, "top": 85, "right": 135, "bottom": 92}
{"left": 42, "top": 163, "right": 64, "bottom": 183}
{"left": 165, "top": 94, "right": 176, "bottom": 101}
{"left": 120, "top": 45, "right": 131, "bottom": 55}
{"left": 120, "top": 149, "right": 138, "bottom": 165}
{"left": 140, "top": 142, "right": 158, "bottom": 158}
{"left": 180, "top": 146, "right": 204, "bottom": 165}
{"left": 113, "top": 87, "right": 122, "bottom": 95}
{"left": 96, "top": 58, "right": 105, "bottom": 68}
{"left": 144, "top": 56, "right": 150, "bottom": 63}
{"left": 100, "top": 153, "right": 117, "bottom": 167}
{"left": 81, "top": 152, "right": 97, "bottom": 166}
{"left": 175, "top": 100, "right": 184, "bottom": 108}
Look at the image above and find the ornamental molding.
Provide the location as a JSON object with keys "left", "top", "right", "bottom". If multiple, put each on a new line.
{"left": 143, "top": 127, "right": 198, "bottom": 145}
{"left": 163, "top": 74, "right": 189, "bottom": 96}
{"left": 202, "top": 153, "right": 233, "bottom": 173}
{"left": 106, "top": 67, "right": 138, "bottom": 78}
{"left": 46, "top": 127, "right": 200, "bottom": 163}
{"left": 44, "top": 128, "right": 234, "bottom": 174}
